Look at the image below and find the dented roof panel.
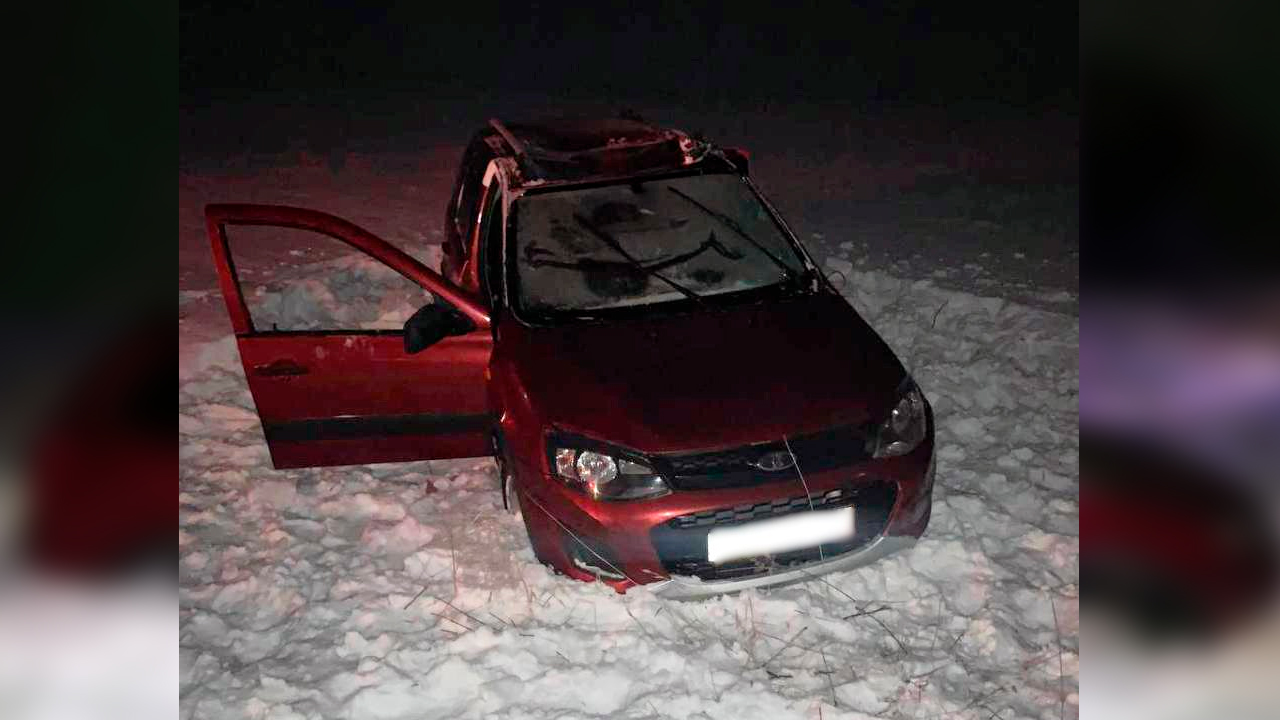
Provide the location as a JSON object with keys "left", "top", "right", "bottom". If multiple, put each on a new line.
{"left": 505, "top": 117, "right": 673, "bottom": 154}
{"left": 488, "top": 116, "right": 716, "bottom": 188}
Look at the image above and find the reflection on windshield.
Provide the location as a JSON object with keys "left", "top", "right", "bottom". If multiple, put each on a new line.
{"left": 513, "top": 173, "right": 804, "bottom": 313}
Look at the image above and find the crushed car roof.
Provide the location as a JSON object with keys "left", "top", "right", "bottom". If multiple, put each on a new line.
{"left": 486, "top": 116, "right": 715, "bottom": 188}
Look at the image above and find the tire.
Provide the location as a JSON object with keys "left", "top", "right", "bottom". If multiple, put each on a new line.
{"left": 491, "top": 432, "right": 520, "bottom": 515}
{"left": 502, "top": 464, "right": 520, "bottom": 516}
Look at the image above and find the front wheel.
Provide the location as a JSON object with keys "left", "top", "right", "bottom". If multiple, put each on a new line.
{"left": 501, "top": 463, "right": 520, "bottom": 516}
{"left": 491, "top": 433, "right": 520, "bottom": 515}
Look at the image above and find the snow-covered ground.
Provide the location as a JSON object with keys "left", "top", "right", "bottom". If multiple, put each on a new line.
{"left": 179, "top": 185, "right": 1079, "bottom": 720}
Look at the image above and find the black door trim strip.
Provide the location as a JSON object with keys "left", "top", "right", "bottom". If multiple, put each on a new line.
{"left": 263, "top": 413, "right": 493, "bottom": 443}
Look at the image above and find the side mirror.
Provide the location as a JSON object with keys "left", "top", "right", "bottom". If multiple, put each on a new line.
{"left": 723, "top": 147, "right": 750, "bottom": 175}
{"left": 403, "top": 302, "right": 474, "bottom": 354}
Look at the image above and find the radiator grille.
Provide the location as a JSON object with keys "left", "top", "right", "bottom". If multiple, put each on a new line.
{"left": 654, "top": 423, "right": 872, "bottom": 491}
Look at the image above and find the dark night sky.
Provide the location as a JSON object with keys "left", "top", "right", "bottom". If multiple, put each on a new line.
{"left": 180, "top": 0, "right": 1075, "bottom": 111}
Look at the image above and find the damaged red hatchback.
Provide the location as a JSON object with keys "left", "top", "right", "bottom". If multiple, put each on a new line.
{"left": 207, "top": 117, "right": 935, "bottom": 597}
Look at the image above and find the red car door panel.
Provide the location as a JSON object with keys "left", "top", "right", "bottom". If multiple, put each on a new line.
{"left": 206, "top": 204, "right": 493, "bottom": 468}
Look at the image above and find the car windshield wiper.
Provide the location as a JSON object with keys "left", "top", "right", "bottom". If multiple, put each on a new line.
{"left": 571, "top": 213, "right": 706, "bottom": 303}
{"left": 665, "top": 185, "right": 800, "bottom": 282}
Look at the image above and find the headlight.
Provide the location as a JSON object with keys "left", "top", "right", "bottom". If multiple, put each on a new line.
{"left": 548, "top": 436, "right": 670, "bottom": 501}
{"left": 871, "top": 379, "right": 929, "bottom": 458}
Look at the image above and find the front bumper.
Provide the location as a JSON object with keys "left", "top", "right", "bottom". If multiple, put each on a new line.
{"left": 648, "top": 534, "right": 918, "bottom": 599}
{"left": 515, "top": 437, "right": 934, "bottom": 596}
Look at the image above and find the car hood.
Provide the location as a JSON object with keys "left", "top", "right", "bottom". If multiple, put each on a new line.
{"left": 502, "top": 292, "right": 907, "bottom": 453}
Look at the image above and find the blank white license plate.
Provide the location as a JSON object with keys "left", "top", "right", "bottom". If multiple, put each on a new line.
{"left": 706, "top": 506, "right": 855, "bottom": 564}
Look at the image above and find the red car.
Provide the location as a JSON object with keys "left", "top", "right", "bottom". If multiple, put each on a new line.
{"left": 24, "top": 312, "right": 171, "bottom": 576}
{"left": 206, "top": 116, "right": 935, "bottom": 597}
{"left": 1082, "top": 430, "right": 1279, "bottom": 638}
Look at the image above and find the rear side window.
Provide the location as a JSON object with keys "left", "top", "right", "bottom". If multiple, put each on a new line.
{"left": 453, "top": 138, "right": 492, "bottom": 241}
{"left": 477, "top": 189, "right": 504, "bottom": 305}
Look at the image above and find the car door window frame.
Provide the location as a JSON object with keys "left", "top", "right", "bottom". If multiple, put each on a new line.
{"left": 207, "top": 204, "right": 490, "bottom": 337}
{"left": 229, "top": 231, "right": 436, "bottom": 337}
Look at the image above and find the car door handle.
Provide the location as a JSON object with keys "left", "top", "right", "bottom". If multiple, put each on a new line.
{"left": 252, "top": 360, "right": 309, "bottom": 377}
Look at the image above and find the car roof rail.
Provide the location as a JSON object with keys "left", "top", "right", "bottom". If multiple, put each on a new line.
{"left": 488, "top": 118, "right": 544, "bottom": 178}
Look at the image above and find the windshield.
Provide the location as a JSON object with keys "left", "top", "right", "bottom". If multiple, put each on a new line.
{"left": 510, "top": 173, "right": 807, "bottom": 318}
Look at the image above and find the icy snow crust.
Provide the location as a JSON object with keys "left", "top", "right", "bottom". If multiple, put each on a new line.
{"left": 180, "top": 251, "right": 1078, "bottom": 719}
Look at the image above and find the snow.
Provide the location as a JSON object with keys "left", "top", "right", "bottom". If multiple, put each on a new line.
{"left": 179, "top": 171, "right": 1077, "bottom": 720}
{"left": 0, "top": 579, "right": 177, "bottom": 720}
